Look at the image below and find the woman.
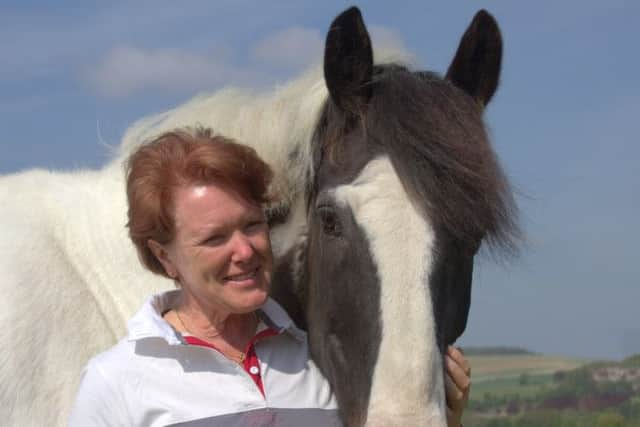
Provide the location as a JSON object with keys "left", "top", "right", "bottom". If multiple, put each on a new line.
{"left": 69, "top": 127, "right": 470, "bottom": 426}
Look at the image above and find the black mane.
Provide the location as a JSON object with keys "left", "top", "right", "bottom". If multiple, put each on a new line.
{"left": 317, "top": 64, "right": 519, "bottom": 255}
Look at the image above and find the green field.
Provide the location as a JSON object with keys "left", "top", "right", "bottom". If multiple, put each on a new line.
{"left": 471, "top": 372, "right": 555, "bottom": 400}
{"left": 460, "top": 349, "right": 640, "bottom": 427}
{"left": 469, "top": 354, "right": 591, "bottom": 382}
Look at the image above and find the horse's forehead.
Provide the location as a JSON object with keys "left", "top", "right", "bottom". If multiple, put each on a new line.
{"left": 314, "top": 127, "right": 377, "bottom": 190}
{"left": 329, "top": 155, "right": 433, "bottom": 247}
{"left": 331, "top": 156, "right": 407, "bottom": 210}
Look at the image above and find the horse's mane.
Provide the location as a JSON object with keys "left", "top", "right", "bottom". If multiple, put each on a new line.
{"left": 318, "top": 65, "right": 519, "bottom": 255}
{"left": 380, "top": 68, "right": 519, "bottom": 254}
{"left": 113, "top": 50, "right": 415, "bottom": 207}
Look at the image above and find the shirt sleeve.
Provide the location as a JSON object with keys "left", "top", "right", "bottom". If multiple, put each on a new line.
{"left": 68, "top": 358, "right": 129, "bottom": 427}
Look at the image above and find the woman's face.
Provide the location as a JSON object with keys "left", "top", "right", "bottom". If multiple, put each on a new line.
{"left": 157, "top": 183, "right": 272, "bottom": 315}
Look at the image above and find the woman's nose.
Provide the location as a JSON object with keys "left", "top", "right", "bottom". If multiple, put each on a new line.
{"left": 230, "top": 232, "right": 255, "bottom": 262}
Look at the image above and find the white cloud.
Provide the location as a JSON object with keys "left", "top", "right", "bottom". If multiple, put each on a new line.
{"left": 82, "top": 22, "right": 412, "bottom": 98}
{"left": 85, "top": 46, "right": 253, "bottom": 97}
{"left": 0, "top": 2, "right": 215, "bottom": 79}
{"left": 250, "top": 24, "right": 413, "bottom": 72}
{"left": 369, "top": 25, "right": 408, "bottom": 52}
{"left": 251, "top": 27, "right": 323, "bottom": 70}
{"left": 369, "top": 25, "right": 413, "bottom": 63}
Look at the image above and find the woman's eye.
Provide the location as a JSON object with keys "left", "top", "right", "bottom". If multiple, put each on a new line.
{"left": 245, "top": 220, "right": 266, "bottom": 233}
{"left": 204, "top": 235, "right": 225, "bottom": 246}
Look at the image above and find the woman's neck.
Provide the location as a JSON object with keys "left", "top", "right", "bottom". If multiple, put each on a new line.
{"left": 171, "top": 292, "right": 258, "bottom": 351}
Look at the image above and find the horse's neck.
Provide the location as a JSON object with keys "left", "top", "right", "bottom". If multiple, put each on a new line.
{"left": 63, "top": 169, "right": 174, "bottom": 325}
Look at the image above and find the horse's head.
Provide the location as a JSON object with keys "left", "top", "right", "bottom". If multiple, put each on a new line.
{"left": 301, "top": 7, "right": 517, "bottom": 426}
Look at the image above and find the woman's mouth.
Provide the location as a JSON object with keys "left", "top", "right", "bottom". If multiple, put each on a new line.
{"left": 224, "top": 267, "right": 260, "bottom": 285}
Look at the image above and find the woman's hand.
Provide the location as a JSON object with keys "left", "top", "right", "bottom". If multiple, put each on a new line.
{"left": 445, "top": 346, "right": 471, "bottom": 427}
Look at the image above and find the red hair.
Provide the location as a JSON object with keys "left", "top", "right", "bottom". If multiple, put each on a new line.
{"left": 125, "top": 127, "right": 273, "bottom": 277}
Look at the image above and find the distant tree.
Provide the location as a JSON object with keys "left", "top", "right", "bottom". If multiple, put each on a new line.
{"left": 599, "top": 380, "right": 633, "bottom": 395}
{"left": 553, "top": 370, "right": 567, "bottom": 383}
{"left": 621, "top": 354, "right": 640, "bottom": 368}
{"left": 519, "top": 373, "right": 530, "bottom": 386}
{"left": 506, "top": 398, "right": 520, "bottom": 415}
{"left": 550, "top": 367, "right": 598, "bottom": 398}
{"left": 619, "top": 400, "right": 640, "bottom": 420}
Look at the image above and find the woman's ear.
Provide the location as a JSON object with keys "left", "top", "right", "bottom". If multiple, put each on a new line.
{"left": 147, "top": 239, "right": 178, "bottom": 279}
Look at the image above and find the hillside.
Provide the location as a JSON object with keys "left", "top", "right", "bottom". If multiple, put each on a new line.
{"left": 462, "top": 349, "right": 640, "bottom": 427}
{"left": 468, "top": 353, "right": 590, "bottom": 381}
{"left": 462, "top": 346, "right": 538, "bottom": 356}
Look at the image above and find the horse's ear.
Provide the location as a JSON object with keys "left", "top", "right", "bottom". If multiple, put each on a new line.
{"left": 446, "top": 10, "right": 502, "bottom": 107}
{"left": 324, "top": 7, "right": 374, "bottom": 113}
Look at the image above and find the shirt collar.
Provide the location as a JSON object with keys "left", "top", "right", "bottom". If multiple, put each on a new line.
{"left": 127, "top": 290, "right": 306, "bottom": 344}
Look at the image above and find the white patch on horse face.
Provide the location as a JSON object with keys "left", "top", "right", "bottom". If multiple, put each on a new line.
{"left": 333, "top": 156, "right": 447, "bottom": 426}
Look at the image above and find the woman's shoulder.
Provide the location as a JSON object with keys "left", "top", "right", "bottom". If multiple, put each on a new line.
{"left": 69, "top": 339, "right": 137, "bottom": 426}
{"left": 83, "top": 337, "right": 139, "bottom": 378}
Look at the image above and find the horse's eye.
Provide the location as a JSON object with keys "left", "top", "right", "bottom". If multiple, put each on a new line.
{"left": 317, "top": 206, "right": 342, "bottom": 237}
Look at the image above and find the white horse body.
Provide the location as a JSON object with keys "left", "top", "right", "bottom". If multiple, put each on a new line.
{"left": 0, "top": 66, "right": 329, "bottom": 426}
{"left": 0, "top": 167, "right": 162, "bottom": 424}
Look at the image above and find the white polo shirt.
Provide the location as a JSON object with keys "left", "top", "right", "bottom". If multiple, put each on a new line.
{"left": 68, "top": 291, "right": 341, "bottom": 426}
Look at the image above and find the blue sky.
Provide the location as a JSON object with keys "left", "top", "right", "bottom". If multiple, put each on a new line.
{"left": 1, "top": 1, "right": 638, "bottom": 360}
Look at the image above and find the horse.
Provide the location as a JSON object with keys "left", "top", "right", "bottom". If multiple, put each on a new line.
{"left": 0, "top": 6, "right": 516, "bottom": 426}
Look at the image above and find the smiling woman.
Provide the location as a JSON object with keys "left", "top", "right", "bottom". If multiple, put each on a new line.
{"left": 68, "top": 127, "right": 341, "bottom": 426}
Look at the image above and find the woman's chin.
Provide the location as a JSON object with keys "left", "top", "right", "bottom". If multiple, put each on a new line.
{"left": 232, "top": 289, "right": 269, "bottom": 313}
